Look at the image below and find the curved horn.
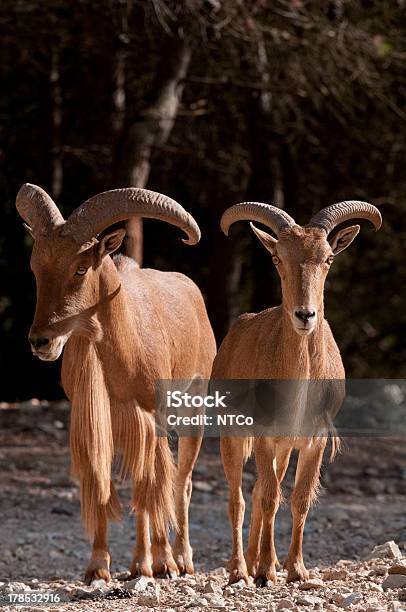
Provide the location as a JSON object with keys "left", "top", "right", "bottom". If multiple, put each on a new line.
{"left": 16, "top": 184, "right": 64, "bottom": 235}
{"left": 63, "top": 188, "right": 200, "bottom": 245}
{"left": 308, "top": 201, "right": 382, "bottom": 234}
{"left": 221, "top": 202, "right": 296, "bottom": 237}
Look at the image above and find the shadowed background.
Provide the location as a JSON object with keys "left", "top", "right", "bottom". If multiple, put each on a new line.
{"left": 0, "top": 0, "right": 405, "bottom": 399}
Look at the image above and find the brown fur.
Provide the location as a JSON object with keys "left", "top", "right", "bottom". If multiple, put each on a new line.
{"left": 212, "top": 223, "right": 362, "bottom": 587}
{"left": 26, "top": 223, "right": 216, "bottom": 582}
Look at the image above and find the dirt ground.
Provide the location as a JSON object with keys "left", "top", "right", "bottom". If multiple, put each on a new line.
{"left": 1, "top": 401, "right": 406, "bottom": 611}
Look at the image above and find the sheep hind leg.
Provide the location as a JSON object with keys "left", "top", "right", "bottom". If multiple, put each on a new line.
{"left": 284, "top": 441, "right": 326, "bottom": 583}
{"left": 274, "top": 447, "right": 292, "bottom": 568}
{"left": 245, "top": 479, "right": 262, "bottom": 577}
{"left": 254, "top": 438, "right": 281, "bottom": 588}
{"left": 173, "top": 436, "right": 202, "bottom": 575}
{"left": 130, "top": 510, "right": 153, "bottom": 577}
{"left": 151, "top": 527, "right": 178, "bottom": 579}
{"left": 221, "top": 437, "right": 249, "bottom": 585}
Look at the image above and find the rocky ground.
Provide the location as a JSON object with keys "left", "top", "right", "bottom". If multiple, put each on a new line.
{"left": 2, "top": 399, "right": 406, "bottom": 611}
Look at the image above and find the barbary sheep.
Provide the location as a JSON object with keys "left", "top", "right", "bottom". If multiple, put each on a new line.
{"left": 212, "top": 200, "right": 381, "bottom": 586}
{"left": 16, "top": 184, "right": 216, "bottom": 583}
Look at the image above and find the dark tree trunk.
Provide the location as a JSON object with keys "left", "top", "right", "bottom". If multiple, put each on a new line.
{"left": 112, "top": 37, "right": 192, "bottom": 264}
{"left": 243, "top": 30, "right": 300, "bottom": 314}
{"left": 206, "top": 203, "right": 241, "bottom": 346}
{"left": 50, "top": 43, "right": 63, "bottom": 200}
{"left": 245, "top": 35, "right": 283, "bottom": 313}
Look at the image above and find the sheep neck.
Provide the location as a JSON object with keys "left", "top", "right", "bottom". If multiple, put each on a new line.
{"left": 95, "top": 258, "right": 144, "bottom": 380}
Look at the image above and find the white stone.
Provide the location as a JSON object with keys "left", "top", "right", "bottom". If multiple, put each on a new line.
{"left": 298, "top": 578, "right": 324, "bottom": 590}
{"left": 194, "top": 481, "right": 213, "bottom": 492}
{"left": 295, "top": 594, "right": 322, "bottom": 606}
{"left": 370, "top": 564, "right": 388, "bottom": 576}
{"left": 209, "top": 596, "right": 227, "bottom": 609}
{"left": 90, "top": 579, "right": 107, "bottom": 589}
{"left": 368, "top": 582, "right": 383, "bottom": 592}
{"left": 233, "top": 579, "right": 246, "bottom": 590}
{"left": 389, "top": 561, "right": 406, "bottom": 575}
{"left": 367, "top": 541, "right": 402, "bottom": 561}
{"left": 204, "top": 580, "right": 221, "bottom": 594}
{"left": 187, "top": 597, "right": 208, "bottom": 607}
{"left": 223, "top": 586, "right": 234, "bottom": 597}
{"left": 182, "top": 584, "right": 197, "bottom": 596}
{"left": 339, "top": 593, "right": 363, "bottom": 608}
{"left": 71, "top": 586, "right": 105, "bottom": 600}
{"left": 277, "top": 599, "right": 295, "bottom": 609}
{"left": 2, "top": 582, "right": 32, "bottom": 593}
{"left": 137, "top": 584, "right": 160, "bottom": 606}
{"left": 323, "top": 568, "right": 348, "bottom": 581}
{"left": 124, "top": 575, "right": 155, "bottom": 592}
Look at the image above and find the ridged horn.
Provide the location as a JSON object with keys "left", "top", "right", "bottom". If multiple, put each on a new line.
{"left": 63, "top": 188, "right": 200, "bottom": 245}
{"left": 221, "top": 202, "right": 296, "bottom": 237}
{"left": 16, "top": 184, "right": 64, "bottom": 235}
{"left": 308, "top": 200, "right": 382, "bottom": 234}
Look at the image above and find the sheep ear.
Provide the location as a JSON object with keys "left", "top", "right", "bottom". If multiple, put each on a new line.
{"left": 250, "top": 222, "right": 278, "bottom": 255}
{"left": 329, "top": 225, "right": 360, "bottom": 255}
{"left": 98, "top": 228, "right": 126, "bottom": 258}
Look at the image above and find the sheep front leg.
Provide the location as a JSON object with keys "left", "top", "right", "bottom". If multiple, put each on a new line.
{"left": 254, "top": 438, "right": 280, "bottom": 587}
{"left": 173, "top": 436, "right": 202, "bottom": 574}
{"left": 221, "top": 437, "right": 249, "bottom": 585}
{"left": 246, "top": 447, "right": 292, "bottom": 577}
{"left": 84, "top": 509, "right": 111, "bottom": 585}
{"left": 284, "top": 440, "right": 326, "bottom": 583}
{"left": 81, "top": 477, "right": 121, "bottom": 585}
{"left": 130, "top": 510, "right": 153, "bottom": 577}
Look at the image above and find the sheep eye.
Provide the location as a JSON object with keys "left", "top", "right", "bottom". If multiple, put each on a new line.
{"left": 326, "top": 255, "right": 334, "bottom": 265}
{"left": 272, "top": 255, "right": 280, "bottom": 265}
{"left": 75, "top": 267, "right": 88, "bottom": 276}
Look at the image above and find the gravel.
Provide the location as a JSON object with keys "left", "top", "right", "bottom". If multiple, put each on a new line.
{"left": 3, "top": 402, "right": 406, "bottom": 610}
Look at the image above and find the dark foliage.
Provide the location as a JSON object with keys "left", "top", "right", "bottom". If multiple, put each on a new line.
{"left": 0, "top": 1, "right": 405, "bottom": 399}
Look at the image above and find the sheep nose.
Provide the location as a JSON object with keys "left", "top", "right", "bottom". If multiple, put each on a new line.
{"left": 294, "top": 309, "right": 316, "bottom": 323}
{"left": 29, "top": 336, "right": 50, "bottom": 350}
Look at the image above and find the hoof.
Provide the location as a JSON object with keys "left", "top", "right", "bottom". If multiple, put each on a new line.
{"left": 177, "top": 568, "right": 194, "bottom": 577}
{"left": 284, "top": 559, "right": 309, "bottom": 583}
{"left": 174, "top": 553, "right": 194, "bottom": 576}
{"left": 84, "top": 567, "right": 111, "bottom": 586}
{"left": 152, "top": 546, "right": 178, "bottom": 579}
{"left": 155, "top": 570, "right": 178, "bottom": 580}
{"left": 255, "top": 576, "right": 273, "bottom": 588}
{"left": 228, "top": 569, "right": 249, "bottom": 586}
{"left": 130, "top": 560, "right": 153, "bottom": 579}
